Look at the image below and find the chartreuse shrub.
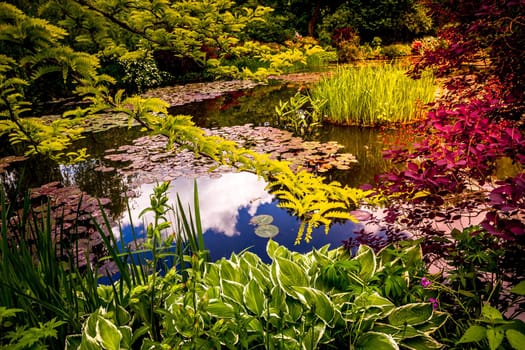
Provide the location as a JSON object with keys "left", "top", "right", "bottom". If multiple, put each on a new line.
{"left": 312, "top": 63, "right": 436, "bottom": 126}
{"left": 70, "top": 239, "right": 447, "bottom": 349}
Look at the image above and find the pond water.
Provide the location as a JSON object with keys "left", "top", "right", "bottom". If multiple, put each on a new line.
{"left": 0, "top": 80, "right": 395, "bottom": 263}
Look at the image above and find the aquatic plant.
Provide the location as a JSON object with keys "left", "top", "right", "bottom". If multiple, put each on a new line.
{"left": 312, "top": 63, "right": 436, "bottom": 126}
{"left": 274, "top": 91, "right": 326, "bottom": 136}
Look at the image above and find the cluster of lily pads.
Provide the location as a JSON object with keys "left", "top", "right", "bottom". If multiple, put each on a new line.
{"left": 101, "top": 124, "right": 358, "bottom": 194}
{"left": 250, "top": 214, "right": 279, "bottom": 238}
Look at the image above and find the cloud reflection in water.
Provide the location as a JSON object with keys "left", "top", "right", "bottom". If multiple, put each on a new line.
{"left": 116, "top": 172, "right": 272, "bottom": 237}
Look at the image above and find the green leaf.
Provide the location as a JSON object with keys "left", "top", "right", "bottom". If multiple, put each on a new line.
{"left": 388, "top": 303, "right": 433, "bottom": 326}
{"left": 486, "top": 327, "right": 504, "bottom": 350}
{"left": 510, "top": 281, "right": 525, "bottom": 296}
{"left": 244, "top": 280, "right": 266, "bottom": 316}
{"left": 302, "top": 323, "right": 326, "bottom": 350}
{"left": 458, "top": 325, "right": 487, "bottom": 343}
{"left": 250, "top": 214, "right": 273, "bottom": 225}
{"left": 272, "top": 256, "right": 309, "bottom": 295}
{"left": 401, "top": 335, "right": 443, "bottom": 350}
{"left": 207, "top": 300, "right": 236, "bottom": 319}
{"left": 221, "top": 279, "right": 245, "bottom": 306}
{"left": 293, "top": 286, "right": 336, "bottom": 325}
{"left": 95, "top": 316, "right": 122, "bottom": 350}
{"left": 482, "top": 304, "right": 503, "bottom": 321}
{"left": 356, "top": 332, "right": 399, "bottom": 349}
{"left": 506, "top": 329, "right": 525, "bottom": 350}
{"left": 354, "top": 245, "right": 377, "bottom": 281}
{"left": 254, "top": 224, "right": 279, "bottom": 238}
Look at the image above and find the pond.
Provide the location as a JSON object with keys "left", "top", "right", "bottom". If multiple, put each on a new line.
{"left": 0, "top": 77, "right": 398, "bottom": 264}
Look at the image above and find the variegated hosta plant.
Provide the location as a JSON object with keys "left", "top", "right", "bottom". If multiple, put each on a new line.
{"left": 71, "top": 240, "right": 447, "bottom": 349}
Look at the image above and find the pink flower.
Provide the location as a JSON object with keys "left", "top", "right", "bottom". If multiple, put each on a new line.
{"left": 421, "top": 277, "right": 431, "bottom": 288}
{"left": 429, "top": 298, "right": 439, "bottom": 310}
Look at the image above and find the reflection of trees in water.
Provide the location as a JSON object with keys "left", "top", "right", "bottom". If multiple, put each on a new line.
{"left": 0, "top": 155, "right": 63, "bottom": 205}
{"left": 169, "top": 84, "right": 299, "bottom": 128}
{"left": 318, "top": 125, "right": 391, "bottom": 187}
{"left": 61, "top": 160, "right": 130, "bottom": 220}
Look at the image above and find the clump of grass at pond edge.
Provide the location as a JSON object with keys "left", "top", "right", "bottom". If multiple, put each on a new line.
{"left": 0, "top": 181, "right": 208, "bottom": 348}
{"left": 312, "top": 63, "right": 436, "bottom": 126}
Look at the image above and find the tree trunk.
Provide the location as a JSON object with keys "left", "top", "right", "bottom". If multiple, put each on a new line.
{"left": 307, "top": 0, "right": 321, "bottom": 37}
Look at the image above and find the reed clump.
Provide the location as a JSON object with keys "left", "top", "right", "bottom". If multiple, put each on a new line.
{"left": 312, "top": 63, "right": 436, "bottom": 126}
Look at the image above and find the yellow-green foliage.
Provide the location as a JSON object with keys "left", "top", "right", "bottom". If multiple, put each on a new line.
{"left": 312, "top": 63, "right": 436, "bottom": 126}
{"left": 0, "top": 2, "right": 381, "bottom": 243}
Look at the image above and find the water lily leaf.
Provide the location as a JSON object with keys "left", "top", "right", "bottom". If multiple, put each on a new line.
{"left": 250, "top": 214, "right": 273, "bottom": 225}
{"left": 255, "top": 224, "right": 279, "bottom": 238}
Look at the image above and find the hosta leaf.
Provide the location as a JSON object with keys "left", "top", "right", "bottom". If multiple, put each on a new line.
{"left": 207, "top": 300, "right": 236, "bottom": 319}
{"left": 272, "top": 256, "right": 309, "bottom": 295}
{"left": 388, "top": 303, "right": 433, "bottom": 326}
{"left": 244, "top": 279, "right": 266, "bottom": 316}
{"left": 354, "top": 245, "right": 376, "bottom": 281}
{"left": 356, "top": 332, "right": 399, "bottom": 349}
{"left": 293, "top": 286, "right": 336, "bottom": 325}
{"left": 401, "top": 335, "right": 443, "bottom": 350}
{"left": 302, "top": 323, "right": 326, "bottom": 350}
{"left": 221, "top": 279, "right": 244, "bottom": 306}
{"left": 95, "top": 316, "right": 122, "bottom": 350}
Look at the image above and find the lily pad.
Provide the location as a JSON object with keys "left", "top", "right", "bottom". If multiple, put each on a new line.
{"left": 250, "top": 214, "right": 274, "bottom": 225}
{"left": 254, "top": 224, "right": 279, "bottom": 238}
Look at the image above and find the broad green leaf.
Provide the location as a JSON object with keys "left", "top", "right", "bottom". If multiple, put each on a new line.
{"left": 415, "top": 311, "right": 448, "bottom": 333}
{"left": 356, "top": 331, "right": 399, "bottom": 349}
{"left": 273, "top": 256, "right": 309, "bottom": 295}
{"left": 487, "top": 327, "right": 504, "bottom": 350}
{"left": 301, "top": 323, "right": 326, "bottom": 350}
{"left": 388, "top": 303, "right": 433, "bottom": 326}
{"left": 267, "top": 240, "right": 291, "bottom": 260}
{"left": 205, "top": 263, "right": 221, "bottom": 285}
{"left": 267, "top": 239, "right": 279, "bottom": 259}
{"left": 65, "top": 334, "right": 82, "bottom": 350}
{"left": 373, "top": 323, "right": 421, "bottom": 340}
{"left": 244, "top": 280, "right": 266, "bottom": 316}
{"left": 401, "top": 335, "right": 443, "bottom": 350}
{"left": 119, "top": 326, "right": 132, "bottom": 349}
{"left": 293, "top": 286, "right": 336, "bottom": 325}
{"left": 221, "top": 279, "right": 244, "bottom": 306}
{"left": 219, "top": 259, "right": 242, "bottom": 282}
{"left": 354, "top": 245, "right": 377, "bottom": 281}
{"left": 80, "top": 333, "right": 100, "bottom": 350}
{"left": 353, "top": 292, "right": 396, "bottom": 321}
{"left": 458, "top": 325, "right": 487, "bottom": 343}
{"left": 482, "top": 304, "right": 503, "bottom": 321}
{"left": 506, "top": 329, "right": 525, "bottom": 350}
{"left": 510, "top": 281, "right": 525, "bottom": 296}
{"left": 95, "top": 316, "right": 122, "bottom": 350}
{"left": 207, "top": 300, "right": 236, "bottom": 319}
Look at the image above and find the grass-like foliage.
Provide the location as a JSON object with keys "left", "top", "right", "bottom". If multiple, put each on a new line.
{"left": 312, "top": 63, "right": 436, "bottom": 126}
{"left": 0, "top": 181, "right": 208, "bottom": 348}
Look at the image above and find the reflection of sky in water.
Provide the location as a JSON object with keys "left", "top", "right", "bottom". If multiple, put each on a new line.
{"left": 115, "top": 172, "right": 364, "bottom": 263}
